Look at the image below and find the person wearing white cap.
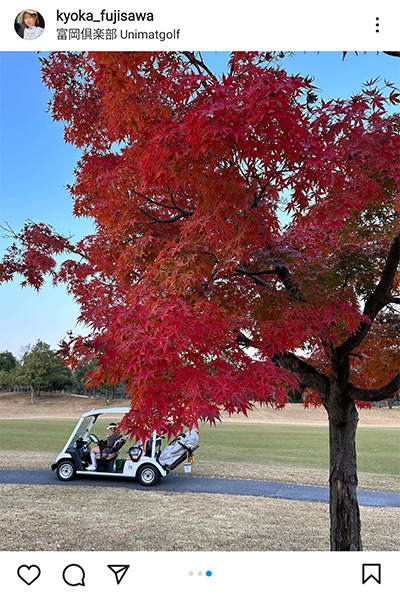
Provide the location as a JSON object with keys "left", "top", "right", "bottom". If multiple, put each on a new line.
{"left": 17, "top": 10, "right": 44, "bottom": 40}
{"left": 87, "top": 422, "right": 122, "bottom": 470}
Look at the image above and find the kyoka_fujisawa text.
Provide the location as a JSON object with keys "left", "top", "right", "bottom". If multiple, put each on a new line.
{"left": 56, "top": 9, "right": 155, "bottom": 25}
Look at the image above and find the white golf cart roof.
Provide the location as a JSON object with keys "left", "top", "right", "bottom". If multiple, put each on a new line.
{"left": 81, "top": 407, "right": 131, "bottom": 418}
{"left": 61, "top": 407, "right": 131, "bottom": 453}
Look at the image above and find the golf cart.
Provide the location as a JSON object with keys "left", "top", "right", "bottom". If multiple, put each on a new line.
{"left": 51, "top": 407, "right": 200, "bottom": 486}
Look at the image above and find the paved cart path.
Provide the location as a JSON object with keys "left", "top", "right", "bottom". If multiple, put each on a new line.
{"left": 1, "top": 468, "right": 399, "bottom": 507}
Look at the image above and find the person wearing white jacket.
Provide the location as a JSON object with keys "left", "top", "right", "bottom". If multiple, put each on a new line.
{"left": 17, "top": 10, "right": 44, "bottom": 40}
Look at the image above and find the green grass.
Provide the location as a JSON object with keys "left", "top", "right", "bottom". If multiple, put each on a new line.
{"left": 199, "top": 423, "right": 400, "bottom": 477}
{"left": 0, "top": 419, "right": 78, "bottom": 454}
{"left": 356, "top": 426, "right": 400, "bottom": 476}
{"left": 199, "top": 423, "right": 329, "bottom": 469}
{"left": 0, "top": 419, "right": 398, "bottom": 477}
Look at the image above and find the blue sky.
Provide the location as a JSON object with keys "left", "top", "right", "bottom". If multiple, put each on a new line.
{"left": 0, "top": 51, "right": 399, "bottom": 357}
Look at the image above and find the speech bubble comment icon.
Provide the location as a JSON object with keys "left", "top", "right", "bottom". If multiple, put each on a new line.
{"left": 63, "top": 564, "right": 85, "bottom": 587}
{"left": 17, "top": 565, "right": 41, "bottom": 585}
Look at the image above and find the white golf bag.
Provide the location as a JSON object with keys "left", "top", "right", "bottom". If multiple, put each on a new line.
{"left": 159, "top": 428, "right": 199, "bottom": 467}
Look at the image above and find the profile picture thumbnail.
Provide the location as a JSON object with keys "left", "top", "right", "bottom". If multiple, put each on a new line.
{"left": 15, "top": 9, "right": 45, "bottom": 40}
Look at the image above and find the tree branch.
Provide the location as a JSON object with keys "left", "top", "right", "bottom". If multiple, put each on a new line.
{"left": 385, "top": 297, "right": 400, "bottom": 305}
{"left": 234, "top": 338, "right": 329, "bottom": 399}
{"left": 235, "top": 332, "right": 256, "bottom": 347}
{"left": 276, "top": 351, "right": 329, "bottom": 398}
{"left": 336, "top": 231, "right": 400, "bottom": 359}
{"left": 263, "top": 242, "right": 305, "bottom": 301}
{"left": 234, "top": 267, "right": 273, "bottom": 289}
{"left": 348, "top": 371, "right": 400, "bottom": 402}
{"left": 182, "top": 51, "right": 218, "bottom": 81}
{"left": 249, "top": 180, "right": 271, "bottom": 209}
{"left": 1, "top": 221, "right": 87, "bottom": 261}
{"left": 273, "top": 265, "right": 304, "bottom": 300}
{"left": 140, "top": 208, "right": 194, "bottom": 224}
{"left": 383, "top": 51, "right": 400, "bottom": 58}
{"left": 131, "top": 189, "right": 175, "bottom": 211}
{"left": 166, "top": 184, "right": 189, "bottom": 214}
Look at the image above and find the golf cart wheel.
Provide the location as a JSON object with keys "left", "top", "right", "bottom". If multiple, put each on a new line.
{"left": 56, "top": 460, "right": 76, "bottom": 481}
{"left": 137, "top": 464, "right": 159, "bottom": 486}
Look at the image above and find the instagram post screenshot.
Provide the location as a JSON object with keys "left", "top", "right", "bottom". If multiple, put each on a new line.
{"left": 0, "top": 1, "right": 399, "bottom": 597}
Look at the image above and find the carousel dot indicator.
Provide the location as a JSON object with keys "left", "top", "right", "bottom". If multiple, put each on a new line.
{"left": 206, "top": 570, "right": 212, "bottom": 577}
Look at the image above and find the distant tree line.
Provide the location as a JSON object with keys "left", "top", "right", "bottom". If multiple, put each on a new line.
{"left": 0, "top": 340, "right": 127, "bottom": 404}
{"left": 1, "top": 341, "right": 396, "bottom": 408}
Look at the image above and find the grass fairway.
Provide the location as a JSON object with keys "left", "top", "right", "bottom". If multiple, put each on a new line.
{"left": 0, "top": 398, "right": 398, "bottom": 552}
{"left": 0, "top": 418, "right": 80, "bottom": 454}
{"left": 200, "top": 422, "right": 400, "bottom": 477}
{"left": 1, "top": 418, "right": 398, "bottom": 479}
{"left": 200, "top": 423, "right": 330, "bottom": 470}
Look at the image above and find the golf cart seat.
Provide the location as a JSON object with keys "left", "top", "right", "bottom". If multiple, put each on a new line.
{"left": 107, "top": 435, "right": 128, "bottom": 459}
{"left": 97, "top": 435, "right": 128, "bottom": 466}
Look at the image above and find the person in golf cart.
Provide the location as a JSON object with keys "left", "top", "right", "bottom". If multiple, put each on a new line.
{"left": 87, "top": 422, "right": 122, "bottom": 470}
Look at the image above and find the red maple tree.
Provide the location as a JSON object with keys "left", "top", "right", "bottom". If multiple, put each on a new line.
{"left": 1, "top": 52, "right": 399, "bottom": 551}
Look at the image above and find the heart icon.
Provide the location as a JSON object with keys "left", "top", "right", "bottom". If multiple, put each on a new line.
{"left": 17, "top": 565, "right": 41, "bottom": 585}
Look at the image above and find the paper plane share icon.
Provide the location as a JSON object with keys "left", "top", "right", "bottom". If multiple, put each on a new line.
{"left": 107, "top": 565, "right": 130, "bottom": 585}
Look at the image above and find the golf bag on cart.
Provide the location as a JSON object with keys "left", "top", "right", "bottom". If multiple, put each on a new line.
{"left": 158, "top": 428, "right": 199, "bottom": 470}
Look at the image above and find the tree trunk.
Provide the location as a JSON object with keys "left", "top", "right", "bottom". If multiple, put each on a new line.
{"left": 328, "top": 401, "right": 362, "bottom": 550}
{"left": 30, "top": 386, "right": 35, "bottom": 405}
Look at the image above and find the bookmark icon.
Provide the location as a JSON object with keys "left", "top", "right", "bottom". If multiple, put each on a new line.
{"left": 362, "top": 564, "right": 381, "bottom": 584}
{"left": 107, "top": 565, "right": 130, "bottom": 585}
